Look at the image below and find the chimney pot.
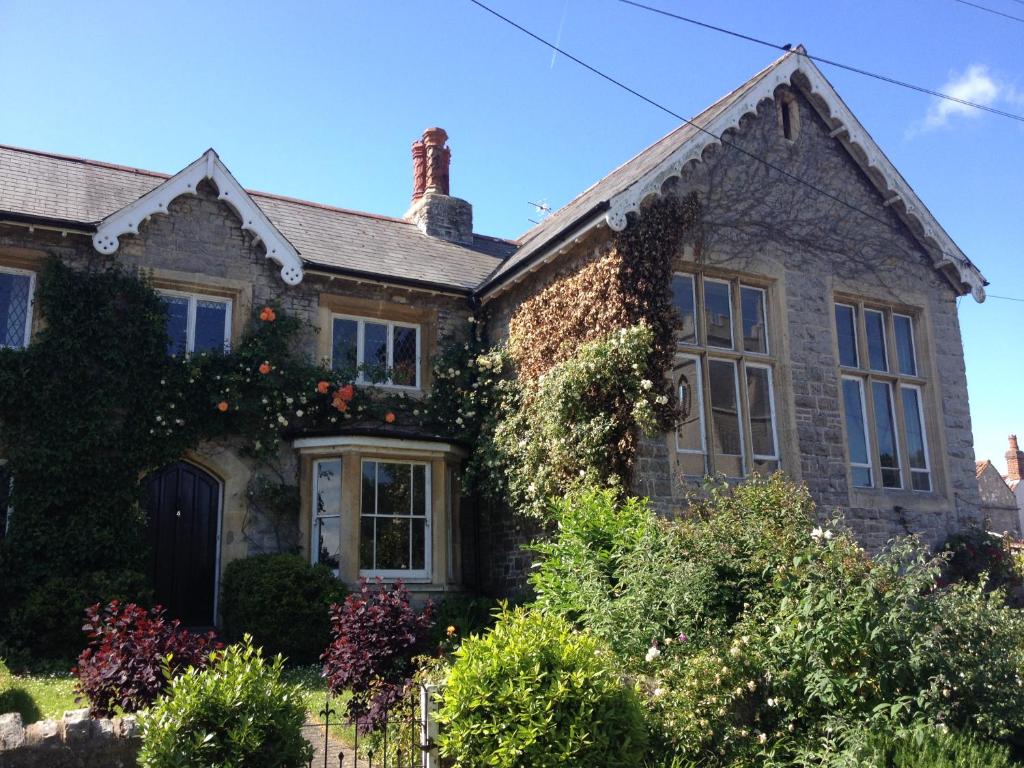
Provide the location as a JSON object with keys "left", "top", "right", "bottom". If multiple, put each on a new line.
{"left": 1006, "top": 434, "right": 1024, "bottom": 481}
{"left": 403, "top": 127, "right": 472, "bottom": 244}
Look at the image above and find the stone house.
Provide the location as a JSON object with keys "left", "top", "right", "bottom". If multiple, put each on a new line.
{"left": 975, "top": 458, "right": 1020, "bottom": 536}
{"left": 0, "top": 49, "right": 989, "bottom": 622}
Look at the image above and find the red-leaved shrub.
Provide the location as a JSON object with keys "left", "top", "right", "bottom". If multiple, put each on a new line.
{"left": 74, "top": 600, "right": 221, "bottom": 717}
{"left": 321, "top": 579, "right": 433, "bottom": 729}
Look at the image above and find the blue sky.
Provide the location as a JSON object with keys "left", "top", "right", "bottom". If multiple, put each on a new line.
{"left": 1, "top": 0, "right": 1021, "bottom": 471}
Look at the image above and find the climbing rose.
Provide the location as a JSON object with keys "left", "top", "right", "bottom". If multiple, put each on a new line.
{"left": 258, "top": 362, "right": 271, "bottom": 375}
{"left": 259, "top": 306, "right": 277, "bottom": 322}
{"left": 216, "top": 401, "right": 229, "bottom": 412}
{"left": 316, "top": 380, "right": 330, "bottom": 394}
{"left": 385, "top": 412, "right": 396, "bottom": 424}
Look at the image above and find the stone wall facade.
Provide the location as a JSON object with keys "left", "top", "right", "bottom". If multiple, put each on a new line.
{"left": 0, "top": 710, "right": 138, "bottom": 768}
{"left": 484, "top": 84, "right": 983, "bottom": 556}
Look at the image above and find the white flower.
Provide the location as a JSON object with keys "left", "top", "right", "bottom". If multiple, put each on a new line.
{"left": 655, "top": 395, "right": 668, "bottom": 405}
{"left": 824, "top": 529, "right": 834, "bottom": 540}
{"left": 640, "top": 379, "right": 653, "bottom": 390}
{"left": 295, "top": 409, "right": 304, "bottom": 417}
{"left": 653, "top": 687, "right": 665, "bottom": 698}
{"left": 645, "top": 646, "right": 661, "bottom": 663}
{"left": 811, "top": 526, "right": 824, "bottom": 541}
{"left": 758, "top": 732, "right": 767, "bottom": 744}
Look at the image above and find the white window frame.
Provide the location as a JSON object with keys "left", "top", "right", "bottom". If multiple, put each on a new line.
{"left": 359, "top": 459, "right": 432, "bottom": 580}
{"left": 672, "top": 272, "right": 699, "bottom": 346}
{"left": 740, "top": 284, "right": 770, "bottom": 356}
{"left": 0, "top": 266, "right": 35, "bottom": 350}
{"left": 893, "top": 313, "right": 918, "bottom": 377}
{"left": 708, "top": 357, "right": 746, "bottom": 476}
{"left": 158, "top": 289, "right": 232, "bottom": 356}
{"left": 311, "top": 458, "right": 344, "bottom": 576}
{"left": 745, "top": 362, "right": 779, "bottom": 461}
{"left": 864, "top": 308, "right": 889, "bottom": 372}
{"left": 901, "top": 383, "right": 932, "bottom": 492}
{"left": 702, "top": 278, "right": 735, "bottom": 350}
{"left": 842, "top": 375, "right": 874, "bottom": 488}
{"left": 835, "top": 302, "right": 859, "bottom": 369}
{"left": 331, "top": 314, "right": 422, "bottom": 390}
{"left": 675, "top": 353, "right": 707, "bottom": 457}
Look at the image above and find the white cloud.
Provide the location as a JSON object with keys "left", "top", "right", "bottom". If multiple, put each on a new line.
{"left": 915, "top": 64, "right": 1004, "bottom": 133}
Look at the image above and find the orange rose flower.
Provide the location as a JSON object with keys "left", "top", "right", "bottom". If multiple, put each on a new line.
{"left": 446, "top": 625, "right": 457, "bottom": 638}
{"left": 316, "top": 380, "right": 330, "bottom": 394}
{"left": 331, "top": 390, "right": 350, "bottom": 413}
{"left": 339, "top": 384, "right": 355, "bottom": 402}
{"left": 259, "top": 307, "right": 277, "bottom": 322}
{"left": 258, "top": 362, "right": 272, "bottom": 375}
{"left": 217, "top": 401, "right": 229, "bottom": 412}
{"left": 384, "top": 411, "right": 396, "bottom": 424}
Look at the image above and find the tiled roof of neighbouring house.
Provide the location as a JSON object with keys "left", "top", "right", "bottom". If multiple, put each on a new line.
{"left": 0, "top": 144, "right": 515, "bottom": 292}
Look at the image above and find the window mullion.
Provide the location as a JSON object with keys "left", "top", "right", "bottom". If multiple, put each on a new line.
{"left": 862, "top": 374, "right": 883, "bottom": 488}
{"left": 700, "top": 350, "right": 713, "bottom": 475}
{"left": 386, "top": 322, "right": 395, "bottom": 386}
{"left": 736, "top": 359, "right": 754, "bottom": 474}
{"left": 356, "top": 321, "right": 365, "bottom": 383}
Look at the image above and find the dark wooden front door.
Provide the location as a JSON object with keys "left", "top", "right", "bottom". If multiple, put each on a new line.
{"left": 144, "top": 461, "right": 220, "bottom": 627}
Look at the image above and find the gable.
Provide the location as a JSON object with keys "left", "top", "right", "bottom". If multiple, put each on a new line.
{"left": 481, "top": 49, "right": 986, "bottom": 302}
{"left": 977, "top": 462, "right": 1017, "bottom": 508}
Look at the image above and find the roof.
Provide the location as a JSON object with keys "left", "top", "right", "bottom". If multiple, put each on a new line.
{"left": 0, "top": 144, "right": 513, "bottom": 292}
{"left": 478, "top": 48, "right": 987, "bottom": 302}
{"left": 977, "top": 460, "right": 991, "bottom": 479}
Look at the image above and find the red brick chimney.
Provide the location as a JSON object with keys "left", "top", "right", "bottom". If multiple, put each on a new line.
{"left": 404, "top": 127, "right": 472, "bottom": 244}
{"left": 1006, "top": 435, "right": 1024, "bottom": 481}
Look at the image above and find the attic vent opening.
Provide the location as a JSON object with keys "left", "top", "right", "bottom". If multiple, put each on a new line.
{"left": 776, "top": 91, "right": 799, "bottom": 142}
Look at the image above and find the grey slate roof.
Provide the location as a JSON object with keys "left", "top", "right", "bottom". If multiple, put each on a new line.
{"left": 479, "top": 52, "right": 788, "bottom": 290}
{"left": 0, "top": 145, "right": 514, "bottom": 292}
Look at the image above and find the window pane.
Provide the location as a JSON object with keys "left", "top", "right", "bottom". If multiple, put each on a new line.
{"left": 332, "top": 318, "right": 358, "bottom": 375}
{"left": 363, "top": 322, "right": 388, "bottom": 381}
{"left": 872, "top": 381, "right": 901, "bottom": 488}
{"left": 746, "top": 366, "right": 776, "bottom": 458}
{"left": 894, "top": 315, "right": 917, "bottom": 376}
{"left": 411, "top": 464, "right": 427, "bottom": 516}
{"left": 901, "top": 386, "right": 931, "bottom": 492}
{"left": 704, "top": 281, "right": 733, "bottom": 349}
{"left": 0, "top": 272, "right": 31, "bottom": 349}
{"left": 708, "top": 360, "right": 742, "bottom": 457}
{"left": 361, "top": 461, "right": 377, "bottom": 516}
{"left": 835, "top": 304, "right": 858, "bottom": 368}
{"left": 671, "top": 274, "right": 697, "bottom": 344}
{"left": 740, "top": 286, "right": 768, "bottom": 354}
{"left": 377, "top": 462, "right": 412, "bottom": 516}
{"left": 314, "top": 460, "right": 343, "bottom": 573}
{"left": 193, "top": 300, "right": 228, "bottom": 354}
{"left": 360, "top": 516, "right": 374, "bottom": 571}
{"left": 375, "top": 517, "right": 410, "bottom": 570}
{"left": 411, "top": 519, "right": 426, "bottom": 570}
{"left": 842, "top": 378, "right": 871, "bottom": 487}
{"left": 162, "top": 295, "right": 189, "bottom": 356}
{"left": 392, "top": 326, "right": 418, "bottom": 386}
{"left": 316, "top": 516, "right": 341, "bottom": 574}
{"left": 676, "top": 357, "right": 705, "bottom": 454}
{"left": 865, "top": 310, "right": 888, "bottom": 372}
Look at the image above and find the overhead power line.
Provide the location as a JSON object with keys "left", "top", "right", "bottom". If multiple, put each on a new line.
{"left": 465, "top": 0, "right": 987, "bottom": 285}
{"left": 617, "top": 0, "right": 1024, "bottom": 123}
{"left": 954, "top": 0, "right": 1024, "bottom": 23}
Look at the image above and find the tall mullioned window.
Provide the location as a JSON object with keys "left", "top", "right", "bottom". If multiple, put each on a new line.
{"left": 0, "top": 267, "right": 34, "bottom": 350}
{"left": 835, "top": 300, "right": 931, "bottom": 492}
{"left": 672, "top": 272, "right": 778, "bottom": 479}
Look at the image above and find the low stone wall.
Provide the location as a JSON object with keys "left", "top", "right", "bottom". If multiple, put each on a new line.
{"left": 0, "top": 709, "right": 139, "bottom": 768}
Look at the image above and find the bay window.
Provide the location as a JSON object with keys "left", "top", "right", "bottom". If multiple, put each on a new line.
{"left": 835, "top": 300, "right": 932, "bottom": 492}
{"left": 672, "top": 272, "right": 778, "bottom": 479}
{"left": 0, "top": 267, "right": 34, "bottom": 350}
{"left": 331, "top": 315, "right": 421, "bottom": 389}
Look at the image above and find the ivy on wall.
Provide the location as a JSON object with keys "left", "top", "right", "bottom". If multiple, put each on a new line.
{"left": 0, "top": 259, "right": 478, "bottom": 659}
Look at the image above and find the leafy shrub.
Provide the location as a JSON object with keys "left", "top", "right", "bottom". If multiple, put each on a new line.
{"left": 321, "top": 578, "right": 433, "bottom": 728}
{"left": 531, "top": 476, "right": 817, "bottom": 663}
{"left": 827, "top": 725, "right": 1014, "bottom": 768}
{"left": 437, "top": 607, "right": 648, "bottom": 768}
{"left": 940, "top": 528, "right": 1020, "bottom": 592}
{"left": 426, "top": 595, "right": 500, "bottom": 647}
{"left": 220, "top": 554, "right": 346, "bottom": 663}
{"left": 74, "top": 600, "right": 220, "bottom": 717}
{"left": 138, "top": 637, "right": 312, "bottom": 768}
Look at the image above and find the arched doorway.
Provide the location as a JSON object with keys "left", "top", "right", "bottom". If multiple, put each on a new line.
{"left": 143, "top": 461, "right": 221, "bottom": 627}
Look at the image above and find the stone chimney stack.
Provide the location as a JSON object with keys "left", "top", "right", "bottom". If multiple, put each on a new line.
{"left": 1006, "top": 435, "right": 1024, "bottom": 481}
{"left": 404, "top": 128, "right": 473, "bottom": 244}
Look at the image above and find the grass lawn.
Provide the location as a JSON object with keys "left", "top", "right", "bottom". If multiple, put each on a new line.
{"left": 0, "top": 663, "right": 79, "bottom": 724}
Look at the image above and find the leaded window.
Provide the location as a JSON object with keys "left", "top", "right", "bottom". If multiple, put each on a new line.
{"left": 159, "top": 291, "right": 232, "bottom": 357}
{"left": 672, "top": 273, "right": 778, "bottom": 479}
{"left": 835, "top": 300, "right": 932, "bottom": 492}
{"left": 0, "top": 267, "right": 34, "bottom": 350}
{"left": 331, "top": 315, "right": 421, "bottom": 389}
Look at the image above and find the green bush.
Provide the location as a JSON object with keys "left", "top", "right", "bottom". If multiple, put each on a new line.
{"left": 436, "top": 607, "right": 648, "bottom": 768}
{"left": 138, "top": 637, "right": 312, "bottom": 768}
{"left": 220, "top": 554, "right": 346, "bottom": 663}
{"left": 827, "top": 726, "right": 1014, "bottom": 768}
{"left": 426, "top": 594, "right": 500, "bottom": 646}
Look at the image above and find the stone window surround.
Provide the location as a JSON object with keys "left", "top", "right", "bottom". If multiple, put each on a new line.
{"left": 831, "top": 291, "right": 949, "bottom": 507}
{"left": 295, "top": 436, "right": 465, "bottom": 591}
{"left": 670, "top": 264, "right": 785, "bottom": 480}
{"left": 0, "top": 246, "right": 45, "bottom": 347}
{"left": 330, "top": 313, "right": 422, "bottom": 390}
{"left": 144, "top": 267, "right": 253, "bottom": 349}
{"left": 317, "top": 293, "right": 438, "bottom": 394}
